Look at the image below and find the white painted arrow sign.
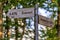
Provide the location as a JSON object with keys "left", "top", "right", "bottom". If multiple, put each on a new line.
{"left": 7, "top": 8, "right": 34, "bottom": 18}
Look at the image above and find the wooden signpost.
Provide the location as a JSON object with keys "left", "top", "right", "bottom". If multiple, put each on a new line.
{"left": 7, "top": 5, "right": 54, "bottom": 40}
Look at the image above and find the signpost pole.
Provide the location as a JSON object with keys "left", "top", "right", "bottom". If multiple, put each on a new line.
{"left": 34, "top": 4, "right": 38, "bottom": 40}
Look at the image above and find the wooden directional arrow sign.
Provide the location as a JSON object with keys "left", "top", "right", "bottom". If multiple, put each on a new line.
{"left": 39, "top": 15, "right": 54, "bottom": 27}
{"left": 7, "top": 8, "right": 34, "bottom": 18}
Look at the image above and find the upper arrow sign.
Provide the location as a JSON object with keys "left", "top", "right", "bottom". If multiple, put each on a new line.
{"left": 7, "top": 8, "right": 34, "bottom": 18}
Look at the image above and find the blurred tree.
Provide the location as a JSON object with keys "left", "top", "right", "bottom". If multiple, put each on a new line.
{"left": 56, "top": 0, "right": 60, "bottom": 39}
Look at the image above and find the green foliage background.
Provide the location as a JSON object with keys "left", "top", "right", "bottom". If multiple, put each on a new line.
{"left": 0, "top": 0, "right": 59, "bottom": 40}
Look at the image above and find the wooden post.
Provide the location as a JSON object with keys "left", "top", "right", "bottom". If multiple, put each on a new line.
{"left": 34, "top": 4, "right": 39, "bottom": 40}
